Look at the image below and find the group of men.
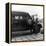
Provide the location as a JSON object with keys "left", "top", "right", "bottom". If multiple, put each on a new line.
{"left": 27, "top": 15, "right": 42, "bottom": 34}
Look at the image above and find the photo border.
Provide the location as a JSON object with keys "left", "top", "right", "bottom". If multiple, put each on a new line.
{"left": 10, "top": 3, "right": 44, "bottom": 43}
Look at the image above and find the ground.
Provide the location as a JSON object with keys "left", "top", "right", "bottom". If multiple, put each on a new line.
{"left": 12, "top": 32, "right": 43, "bottom": 41}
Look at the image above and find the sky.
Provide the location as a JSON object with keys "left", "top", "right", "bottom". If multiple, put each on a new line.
{"left": 12, "top": 5, "right": 43, "bottom": 19}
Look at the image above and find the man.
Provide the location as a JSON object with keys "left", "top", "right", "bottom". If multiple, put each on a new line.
{"left": 33, "top": 18, "right": 42, "bottom": 34}
{"left": 27, "top": 18, "right": 33, "bottom": 34}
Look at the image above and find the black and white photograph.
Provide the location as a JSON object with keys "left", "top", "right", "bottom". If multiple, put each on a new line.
{"left": 11, "top": 3, "right": 44, "bottom": 42}
{"left": 0, "top": 0, "right": 46, "bottom": 45}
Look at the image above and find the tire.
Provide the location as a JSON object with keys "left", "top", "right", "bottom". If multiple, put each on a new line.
{"left": 33, "top": 28, "right": 40, "bottom": 34}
